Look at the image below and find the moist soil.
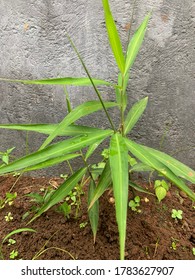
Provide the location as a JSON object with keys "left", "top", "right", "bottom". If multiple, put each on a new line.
{"left": 0, "top": 175, "right": 194, "bottom": 260}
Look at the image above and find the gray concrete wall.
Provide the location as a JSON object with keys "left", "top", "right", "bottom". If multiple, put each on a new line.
{"left": 0, "top": 0, "right": 194, "bottom": 176}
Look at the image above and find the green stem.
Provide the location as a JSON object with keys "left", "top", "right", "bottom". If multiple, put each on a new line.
{"left": 65, "top": 32, "right": 116, "bottom": 132}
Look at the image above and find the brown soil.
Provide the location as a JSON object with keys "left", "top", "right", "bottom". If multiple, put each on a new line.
{"left": 0, "top": 175, "right": 194, "bottom": 260}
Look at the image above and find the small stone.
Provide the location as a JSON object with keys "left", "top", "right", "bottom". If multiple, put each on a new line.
{"left": 124, "top": 251, "right": 129, "bottom": 257}
{"left": 179, "top": 191, "right": 187, "bottom": 198}
{"left": 109, "top": 197, "right": 115, "bottom": 204}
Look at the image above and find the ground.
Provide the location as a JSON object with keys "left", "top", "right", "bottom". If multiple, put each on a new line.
{"left": 0, "top": 175, "right": 194, "bottom": 260}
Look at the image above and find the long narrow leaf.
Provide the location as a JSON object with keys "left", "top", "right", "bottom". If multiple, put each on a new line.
{"left": 0, "top": 77, "right": 111, "bottom": 86}
{"left": 2, "top": 228, "right": 36, "bottom": 244}
{"left": 25, "top": 153, "right": 80, "bottom": 172}
{"left": 40, "top": 101, "right": 117, "bottom": 149}
{"left": 88, "top": 180, "right": 99, "bottom": 243}
{"left": 124, "top": 13, "right": 150, "bottom": 76}
{"left": 124, "top": 97, "right": 148, "bottom": 135}
{"left": 0, "top": 130, "right": 113, "bottom": 175}
{"left": 109, "top": 133, "right": 129, "bottom": 260}
{"left": 88, "top": 161, "right": 112, "bottom": 209}
{"left": 102, "top": 0, "right": 125, "bottom": 73}
{"left": 125, "top": 139, "right": 195, "bottom": 201}
{"left": 0, "top": 123, "right": 109, "bottom": 137}
{"left": 129, "top": 181, "right": 154, "bottom": 195}
{"left": 85, "top": 139, "right": 104, "bottom": 160}
{"left": 142, "top": 146, "right": 195, "bottom": 184}
{"left": 28, "top": 167, "right": 87, "bottom": 223}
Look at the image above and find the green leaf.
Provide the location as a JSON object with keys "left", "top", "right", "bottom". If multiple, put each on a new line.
{"left": 0, "top": 130, "right": 113, "bottom": 175}
{"left": 109, "top": 133, "right": 129, "bottom": 260}
{"left": 0, "top": 123, "right": 108, "bottom": 137}
{"left": 124, "top": 13, "right": 150, "bottom": 76}
{"left": 130, "top": 162, "right": 154, "bottom": 172}
{"left": 142, "top": 146, "right": 195, "bottom": 184}
{"left": 2, "top": 228, "right": 36, "bottom": 244}
{"left": 25, "top": 153, "right": 80, "bottom": 172}
{"left": 125, "top": 139, "right": 195, "bottom": 201}
{"left": 40, "top": 101, "right": 117, "bottom": 149}
{"left": 0, "top": 77, "right": 110, "bottom": 86}
{"left": 115, "top": 72, "right": 130, "bottom": 111}
{"left": 129, "top": 181, "right": 154, "bottom": 195}
{"left": 88, "top": 180, "right": 99, "bottom": 243}
{"left": 88, "top": 161, "right": 112, "bottom": 209}
{"left": 155, "top": 187, "right": 167, "bottom": 202}
{"left": 102, "top": 0, "right": 125, "bottom": 73}
{"left": 124, "top": 97, "right": 148, "bottom": 135}
{"left": 85, "top": 139, "right": 104, "bottom": 160}
{"left": 29, "top": 167, "right": 87, "bottom": 223}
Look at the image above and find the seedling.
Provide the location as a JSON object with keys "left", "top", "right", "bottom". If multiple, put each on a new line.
{"left": 170, "top": 237, "right": 179, "bottom": 251}
{"left": 171, "top": 209, "right": 183, "bottom": 220}
{"left": 79, "top": 222, "right": 88, "bottom": 229}
{"left": 5, "top": 212, "right": 13, "bottom": 222}
{"left": 8, "top": 239, "right": 16, "bottom": 246}
{"left": 192, "top": 248, "right": 195, "bottom": 256}
{"left": 9, "top": 250, "right": 18, "bottom": 259}
{"left": 0, "top": 147, "right": 15, "bottom": 166}
{"left": 129, "top": 196, "right": 141, "bottom": 212}
{"left": 154, "top": 179, "right": 169, "bottom": 202}
{"left": 0, "top": 192, "right": 17, "bottom": 209}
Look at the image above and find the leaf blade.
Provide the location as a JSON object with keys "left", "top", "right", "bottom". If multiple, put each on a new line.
{"left": 102, "top": 0, "right": 125, "bottom": 73}
{"left": 125, "top": 139, "right": 195, "bottom": 201}
{"left": 0, "top": 130, "right": 113, "bottom": 175}
{"left": 88, "top": 161, "right": 112, "bottom": 209}
{"left": 0, "top": 77, "right": 111, "bottom": 86}
{"left": 109, "top": 133, "right": 129, "bottom": 260}
{"left": 28, "top": 167, "right": 87, "bottom": 223}
{"left": 142, "top": 146, "right": 195, "bottom": 184}
{"left": 40, "top": 101, "right": 117, "bottom": 149}
{"left": 124, "top": 13, "right": 150, "bottom": 76}
{"left": 124, "top": 97, "right": 148, "bottom": 135}
{"left": 88, "top": 180, "right": 99, "bottom": 243}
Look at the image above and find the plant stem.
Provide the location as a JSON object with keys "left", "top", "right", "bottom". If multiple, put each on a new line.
{"left": 65, "top": 32, "right": 116, "bottom": 132}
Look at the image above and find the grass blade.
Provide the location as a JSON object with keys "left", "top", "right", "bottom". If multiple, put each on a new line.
{"left": 2, "top": 228, "right": 36, "bottom": 244}
{"left": 0, "top": 123, "right": 110, "bottom": 137}
{"left": 29, "top": 167, "right": 87, "bottom": 223}
{"left": 102, "top": 0, "right": 125, "bottom": 73}
{"left": 124, "top": 97, "right": 148, "bottom": 135}
{"left": 109, "top": 133, "right": 129, "bottom": 259}
{"left": 0, "top": 77, "right": 111, "bottom": 86}
{"left": 142, "top": 146, "right": 195, "bottom": 184}
{"left": 0, "top": 130, "right": 113, "bottom": 175}
{"left": 125, "top": 139, "right": 195, "bottom": 201}
{"left": 88, "top": 161, "right": 111, "bottom": 209}
{"left": 88, "top": 180, "right": 99, "bottom": 243}
{"left": 129, "top": 181, "right": 154, "bottom": 195}
{"left": 40, "top": 101, "right": 117, "bottom": 149}
{"left": 124, "top": 13, "right": 150, "bottom": 76}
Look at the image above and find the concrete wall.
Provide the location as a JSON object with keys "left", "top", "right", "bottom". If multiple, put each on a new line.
{"left": 0, "top": 0, "right": 194, "bottom": 176}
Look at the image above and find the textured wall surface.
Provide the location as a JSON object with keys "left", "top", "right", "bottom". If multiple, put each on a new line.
{"left": 0, "top": 0, "right": 194, "bottom": 175}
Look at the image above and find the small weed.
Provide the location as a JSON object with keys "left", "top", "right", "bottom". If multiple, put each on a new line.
{"left": 5, "top": 212, "right": 13, "bottom": 222}
{"left": 171, "top": 209, "right": 183, "bottom": 220}
{"left": 0, "top": 147, "right": 15, "bottom": 166}
{"left": 79, "top": 222, "right": 88, "bottom": 229}
{"left": 129, "top": 196, "right": 141, "bottom": 212}
{"left": 192, "top": 248, "right": 195, "bottom": 256}
{"left": 9, "top": 249, "right": 18, "bottom": 259}
{"left": 154, "top": 179, "right": 169, "bottom": 202}
{"left": 8, "top": 239, "right": 16, "bottom": 246}
{"left": 0, "top": 192, "right": 17, "bottom": 209}
{"left": 170, "top": 237, "right": 179, "bottom": 251}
